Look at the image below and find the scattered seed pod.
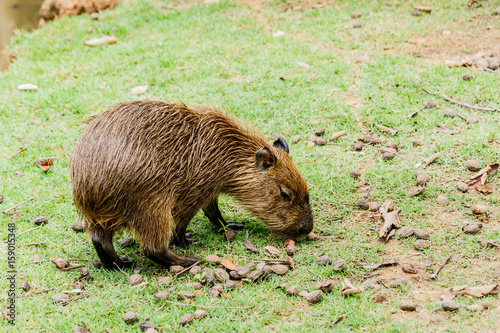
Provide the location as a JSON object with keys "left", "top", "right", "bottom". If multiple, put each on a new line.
{"left": 229, "top": 271, "right": 242, "bottom": 280}
{"left": 442, "top": 299, "right": 459, "bottom": 311}
{"left": 21, "top": 281, "right": 30, "bottom": 292}
{"left": 332, "top": 259, "right": 347, "bottom": 271}
{"left": 466, "top": 116, "right": 479, "bottom": 124}
{"left": 462, "top": 222, "right": 482, "bottom": 234}
{"left": 205, "top": 255, "right": 221, "bottom": 264}
{"left": 397, "top": 226, "right": 414, "bottom": 238}
{"left": 467, "top": 301, "right": 489, "bottom": 311}
{"left": 263, "top": 265, "right": 274, "bottom": 275}
{"left": 352, "top": 21, "right": 363, "bottom": 28}
{"left": 456, "top": 181, "right": 468, "bottom": 192}
{"left": 214, "top": 268, "right": 229, "bottom": 282}
{"left": 154, "top": 290, "right": 170, "bottom": 301}
{"left": 189, "top": 266, "right": 202, "bottom": 276}
{"left": 350, "top": 169, "right": 361, "bottom": 179}
{"left": 306, "top": 232, "right": 318, "bottom": 240}
{"left": 272, "top": 264, "right": 289, "bottom": 275}
{"left": 465, "top": 160, "right": 482, "bottom": 171}
{"left": 357, "top": 198, "right": 369, "bottom": 210}
{"left": 413, "top": 239, "right": 429, "bottom": 250}
{"left": 411, "top": 139, "right": 425, "bottom": 146}
{"left": 415, "top": 170, "right": 430, "bottom": 185}
{"left": 443, "top": 108, "right": 457, "bottom": 118}
{"left": 119, "top": 237, "right": 135, "bottom": 248}
{"left": 180, "top": 313, "right": 194, "bottom": 325}
{"left": 315, "top": 128, "right": 325, "bottom": 136}
{"left": 388, "top": 277, "right": 407, "bottom": 288}
{"left": 73, "top": 327, "right": 90, "bottom": 333}
{"left": 52, "top": 257, "right": 70, "bottom": 269}
{"left": 411, "top": 8, "right": 420, "bottom": 16}
{"left": 305, "top": 290, "right": 323, "bottom": 303}
{"left": 330, "top": 130, "right": 346, "bottom": 141}
{"left": 400, "top": 300, "right": 417, "bottom": 311}
{"left": 285, "top": 286, "right": 299, "bottom": 295}
{"left": 423, "top": 101, "right": 436, "bottom": 109}
{"left": 225, "top": 279, "right": 242, "bottom": 289}
{"left": 139, "top": 322, "right": 156, "bottom": 331}
{"left": 207, "top": 287, "right": 220, "bottom": 297}
{"left": 315, "top": 280, "right": 336, "bottom": 292}
{"left": 471, "top": 204, "right": 487, "bottom": 215}
{"left": 308, "top": 135, "right": 317, "bottom": 142}
{"left": 306, "top": 140, "right": 316, "bottom": 147}
{"left": 177, "top": 291, "right": 196, "bottom": 300}
{"left": 351, "top": 12, "right": 361, "bottom": 18}
{"left": 194, "top": 309, "right": 208, "bottom": 319}
{"left": 382, "top": 152, "right": 395, "bottom": 161}
{"left": 436, "top": 195, "right": 449, "bottom": 206}
{"left": 386, "top": 142, "right": 398, "bottom": 150}
{"left": 189, "top": 282, "right": 203, "bottom": 290}
{"left": 352, "top": 140, "right": 364, "bottom": 151}
{"left": 292, "top": 135, "right": 301, "bottom": 143}
{"left": 123, "top": 311, "right": 138, "bottom": 324}
{"left": 256, "top": 262, "right": 266, "bottom": 271}
{"left": 316, "top": 255, "right": 332, "bottom": 265}
{"left": 248, "top": 270, "right": 264, "bottom": 281}
{"left": 285, "top": 244, "right": 297, "bottom": 256}
{"left": 170, "top": 265, "right": 184, "bottom": 274}
{"left": 158, "top": 276, "right": 172, "bottom": 285}
{"left": 462, "top": 72, "right": 473, "bottom": 81}
{"left": 368, "top": 202, "right": 380, "bottom": 212}
{"left": 401, "top": 263, "right": 418, "bottom": 274}
{"left": 128, "top": 274, "right": 143, "bottom": 286}
{"left": 316, "top": 137, "right": 327, "bottom": 145}
{"left": 92, "top": 259, "right": 102, "bottom": 268}
{"left": 374, "top": 294, "right": 387, "bottom": 303}
{"left": 225, "top": 229, "right": 236, "bottom": 241}
{"left": 52, "top": 293, "right": 69, "bottom": 303}
{"left": 33, "top": 216, "right": 48, "bottom": 226}
{"left": 264, "top": 246, "right": 282, "bottom": 257}
{"left": 413, "top": 229, "right": 430, "bottom": 240}
{"left": 71, "top": 221, "right": 85, "bottom": 232}
{"left": 236, "top": 266, "right": 251, "bottom": 277}
{"left": 73, "top": 281, "right": 84, "bottom": 289}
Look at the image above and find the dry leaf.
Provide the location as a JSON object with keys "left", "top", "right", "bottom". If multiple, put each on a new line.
{"left": 243, "top": 239, "right": 258, "bottom": 253}
{"left": 263, "top": 246, "right": 281, "bottom": 257}
{"left": 449, "top": 285, "right": 499, "bottom": 298}
{"left": 341, "top": 279, "right": 362, "bottom": 295}
{"left": 220, "top": 258, "right": 236, "bottom": 271}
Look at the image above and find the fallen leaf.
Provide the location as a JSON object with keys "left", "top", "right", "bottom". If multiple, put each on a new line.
{"left": 243, "top": 239, "right": 258, "bottom": 253}
{"left": 362, "top": 260, "right": 398, "bottom": 270}
{"left": 449, "top": 285, "right": 499, "bottom": 298}
{"left": 220, "top": 258, "right": 236, "bottom": 271}
{"left": 341, "top": 279, "right": 362, "bottom": 295}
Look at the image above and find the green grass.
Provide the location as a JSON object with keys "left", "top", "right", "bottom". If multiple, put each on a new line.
{"left": 1, "top": 0, "right": 500, "bottom": 331}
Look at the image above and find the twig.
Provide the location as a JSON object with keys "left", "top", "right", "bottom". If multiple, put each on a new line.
{"left": 162, "top": 300, "right": 250, "bottom": 310}
{"left": 296, "top": 159, "right": 316, "bottom": 164}
{"left": 430, "top": 254, "right": 452, "bottom": 280}
{"left": 60, "top": 264, "right": 85, "bottom": 272}
{"left": 28, "top": 258, "right": 89, "bottom": 265}
{"left": 174, "top": 260, "right": 201, "bottom": 278}
{"left": 15, "top": 288, "right": 55, "bottom": 298}
{"left": 144, "top": 303, "right": 166, "bottom": 321}
{"left": 2, "top": 197, "right": 34, "bottom": 214}
{"left": 61, "top": 293, "right": 91, "bottom": 306}
{"left": 113, "top": 262, "right": 128, "bottom": 276}
{"left": 441, "top": 94, "right": 499, "bottom": 112}
{"left": 22, "top": 242, "right": 47, "bottom": 247}
{"left": 5, "top": 148, "right": 28, "bottom": 160}
{"left": 7, "top": 227, "right": 40, "bottom": 241}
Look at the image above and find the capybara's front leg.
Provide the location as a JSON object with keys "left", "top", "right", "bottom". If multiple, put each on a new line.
{"left": 91, "top": 228, "right": 132, "bottom": 269}
{"left": 144, "top": 247, "right": 200, "bottom": 268}
{"left": 203, "top": 198, "right": 244, "bottom": 233}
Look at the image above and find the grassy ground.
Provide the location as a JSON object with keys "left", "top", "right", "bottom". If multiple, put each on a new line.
{"left": 1, "top": 0, "right": 500, "bottom": 331}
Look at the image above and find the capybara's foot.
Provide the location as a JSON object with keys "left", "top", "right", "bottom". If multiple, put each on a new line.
{"left": 144, "top": 248, "right": 200, "bottom": 268}
{"left": 172, "top": 233, "right": 192, "bottom": 248}
{"left": 226, "top": 221, "right": 245, "bottom": 231}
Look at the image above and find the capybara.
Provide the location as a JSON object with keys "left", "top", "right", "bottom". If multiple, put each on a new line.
{"left": 70, "top": 101, "right": 313, "bottom": 269}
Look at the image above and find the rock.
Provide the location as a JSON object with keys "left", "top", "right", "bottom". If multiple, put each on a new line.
{"left": 397, "top": 226, "right": 414, "bottom": 238}
{"left": 462, "top": 72, "right": 473, "bottom": 81}
{"left": 52, "top": 257, "right": 70, "bottom": 269}
{"left": 368, "top": 202, "right": 381, "bottom": 212}
{"left": 442, "top": 299, "right": 459, "bottom": 311}
{"left": 462, "top": 222, "right": 482, "bottom": 234}
{"left": 400, "top": 300, "right": 417, "bottom": 311}
{"left": 413, "top": 240, "right": 429, "bottom": 250}
{"left": 119, "top": 237, "right": 135, "bottom": 248}
{"left": 179, "top": 313, "right": 194, "bottom": 325}
{"left": 471, "top": 204, "right": 487, "bottom": 215}
{"left": 382, "top": 152, "right": 395, "bottom": 161}
{"left": 177, "top": 291, "right": 196, "bottom": 300}
{"left": 413, "top": 229, "right": 430, "bottom": 240}
{"left": 33, "top": 216, "right": 48, "bottom": 226}
{"left": 292, "top": 135, "right": 301, "bottom": 143}
{"left": 306, "top": 141, "right": 316, "bottom": 147}
{"left": 315, "top": 137, "right": 327, "bottom": 145}
{"left": 263, "top": 246, "right": 281, "bottom": 257}
{"left": 357, "top": 198, "right": 369, "bottom": 210}
{"left": 488, "top": 58, "right": 499, "bottom": 70}
{"left": 285, "top": 286, "right": 299, "bottom": 295}
{"left": 72, "top": 281, "right": 84, "bottom": 289}
{"left": 128, "top": 274, "right": 143, "bottom": 286}
{"left": 154, "top": 290, "right": 170, "bottom": 301}
{"left": 466, "top": 116, "right": 479, "bottom": 124}
{"left": 332, "top": 259, "right": 347, "bottom": 271}
{"left": 52, "top": 293, "right": 69, "bottom": 303}
{"left": 443, "top": 108, "right": 457, "bottom": 118}
{"left": 416, "top": 171, "right": 430, "bottom": 186}
{"left": 39, "top": 0, "right": 119, "bottom": 24}
{"left": 194, "top": 309, "right": 208, "bottom": 319}
{"left": 316, "top": 255, "right": 332, "bottom": 265}
{"left": 205, "top": 255, "right": 221, "bottom": 264}
{"left": 475, "top": 58, "right": 489, "bottom": 68}
{"left": 71, "top": 221, "right": 86, "bottom": 232}
{"left": 21, "top": 281, "right": 30, "bottom": 292}
{"left": 401, "top": 263, "right": 418, "bottom": 274}
{"left": 423, "top": 101, "right": 436, "bottom": 109}
{"left": 158, "top": 276, "right": 172, "bottom": 285}
{"left": 436, "top": 195, "right": 449, "bottom": 206}
{"left": 456, "top": 181, "right": 468, "bottom": 192}
{"left": 305, "top": 290, "right": 323, "bottom": 303}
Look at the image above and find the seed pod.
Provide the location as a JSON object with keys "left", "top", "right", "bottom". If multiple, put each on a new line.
{"left": 413, "top": 229, "right": 430, "bottom": 240}
{"left": 397, "top": 226, "right": 414, "bottom": 238}
{"left": 456, "top": 181, "right": 468, "bottom": 192}
{"left": 350, "top": 169, "right": 361, "bottom": 179}
{"left": 205, "top": 255, "right": 221, "bottom": 264}
{"left": 214, "top": 268, "right": 229, "bottom": 282}
{"left": 316, "top": 137, "right": 327, "bottom": 145}
{"left": 465, "top": 160, "right": 482, "bottom": 171}
{"left": 139, "top": 322, "right": 156, "bottom": 331}
{"left": 177, "top": 291, "right": 196, "bottom": 300}
{"left": 194, "top": 309, "right": 208, "bottom": 319}
{"left": 128, "top": 274, "right": 143, "bottom": 286}
{"left": 413, "top": 239, "right": 429, "bottom": 250}
{"left": 382, "top": 152, "right": 395, "bottom": 160}
{"left": 158, "top": 276, "right": 172, "bottom": 285}
{"left": 21, "top": 281, "right": 30, "bottom": 292}
{"left": 264, "top": 246, "right": 281, "bottom": 257}
{"left": 466, "top": 116, "right": 479, "bottom": 124}
{"left": 236, "top": 266, "right": 251, "bottom": 277}
{"left": 286, "top": 245, "right": 297, "bottom": 256}
{"left": 330, "top": 131, "right": 346, "bottom": 141}
{"left": 52, "top": 257, "right": 70, "bottom": 269}
{"left": 368, "top": 202, "right": 380, "bottom": 212}
{"left": 292, "top": 135, "right": 301, "bottom": 143}
{"left": 308, "top": 135, "right": 317, "bottom": 143}
{"left": 332, "top": 259, "right": 346, "bottom": 271}
{"left": 203, "top": 268, "right": 214, "bottom": 284}
{"left": 170, "top": 265, "right": 184, "bottom": 274}
{"left": 315, "top": 128, "right": 325, "bottom": 136}
{"left": 400, "top": 300, "right": 417, "bottom": 311}
{"left": 123, "top": 311, "right": 138, "bottom": 324}
{"left": 401, "top": 263, "right": 418, "bottom": 274}
{"left": 71, "top": 221, "right": 86, "bottom": 232}
{"left": 225, "top": 280, "right": 242, "bottom": 289}
{"left": 305, "top": 290, "right": 323, "bottom": 303}
{"left": 471, "top": 204, "right": 487, "bottom": 215}
{"left": 33, "top": 216, "right": 48, "bottom": 226}
{"left": 462, "top": 72, "right": 473, "bottom": 81}
{"left": 306, "top": 232, "right": 318, "bottom": 240}
{"left": 352, "top": 140, "right": 364, "bottom": 151}
{"left": 306, "top": 141, "right": 316, "bottom": 147}
{"left": 189, "top": 266, "right": 202, "bottom": 275}
{"left": 316, "top": 255, "right": 332, "bottom": 265}
{"left": 263, "top": 265, "right": 274, "bottom": 275}
{"left": 154, "top": 290, "right": 170, "bottom": 301}
{"left": 436, "top": 195, "right": 449, "bottom": 206}
{"left": 388, "top": 277, "right": 407, "bottom": 288}
{"left": 285, "top": 286, "right": 299, "bottom": 295}
{"left": 72, "top": 281, "right": 84, "bottom": 290}
{"left": 119, "top": 237, "right": 135, "bottom": 248}
{"left": 272, "top": 264, "right": 289, "bottom": 275}
{"left": 92, "top": 259, "right": 102, "bottom": 268}
{"left": 462, "top": 222, "right": 482, "bottom": 234}
{"left": 229, "top": 271, "right": 242, "bottom": 280}
{"left": 442, "top": 299, "right": 459, "bottom": 311}
{"left": 179, "top": 313, "right": 194, "bottom": 325}
{"left": 357, "top": 198, "right": 369, "bottom": 210}
{"left": 207, "top": 287, "right": 220, "bottom": 297}
{"left": 423, "top": 101, "right": 436, "bottom": 109}
{"left": 443, "top": 108, "right": 457, "bottom": 117}
{"left": 248, "top": 270, "right": 264, "bottom": 280}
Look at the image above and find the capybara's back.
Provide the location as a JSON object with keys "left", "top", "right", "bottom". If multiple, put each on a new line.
{"left": 70, "top": 101, "right": 313, "bottom": 269}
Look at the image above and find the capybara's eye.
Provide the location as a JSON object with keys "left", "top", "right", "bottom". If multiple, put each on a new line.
{"left": 278, "top": 185, "right": 291, "bottom": 202}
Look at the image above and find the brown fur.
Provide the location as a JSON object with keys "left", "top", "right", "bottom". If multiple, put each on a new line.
{"left": 70, "top": 101, "right": 313, "bottom": 267}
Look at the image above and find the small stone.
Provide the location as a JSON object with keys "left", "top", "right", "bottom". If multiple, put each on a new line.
{"left": 285, "top": 244, "right": 297, "bottom": 256}
{"left": 436, "top": 195, "right": 449, "bottom": 206}
{"left": 475, "top": 58, "right": 489, "bottom": 68}
{"left": 488, "top": 58, "right": 499, "bottom": 70}
{"left": 189, "top": 266, "right": 202, "bottom": 275}
{"left": 332, "top": 259, "right": 347, "bottom": 271}
{"left": 90, "top": 12, "right": 99, "bottom": 20}
{"left": 123, "top": 312, "right": 138, "bottom": 324}
{"left": 315, "top": 128, "right": 325, "bottom": 136}
{"left": 315, "top": 137, "right": 327, "bottom": 145}
{"left": 411, "top": 8, "right": 420, "bottom": 16}
{"left": 413, "top": 229, "right": 430, "bottom": 240}
{"left": 462, "top": 72, "right": 473, "bottom": 81}
{"left": 205, "top": 255, "right": 221, "bottom": 264}
{"left": 139, "top": 322, "right": 155, "bottom": 331}
{"left": 272, "top": 264, "right": 289, "bottom": 275}
{"left": 416, "top": 172, "right": 430, "bottom": 186}
{"left": 92, "top": 259, "right": 102, "bottom": 268}
{"left": 21, "top": 281, "right": 30, "bottom": 292}
{"left": 352, "top": 140, "right": 364, "bottom": 151}
{"left": 194, "top": 309, "right": 208, "bottom": 319}
{"left": 128, "top": 274, "right": 143, "bottom": 286}
{"left": 411, "top": 139, "right": 425, "bottom": 146}
{"left": 401, "top": 263, "right": 418, "bottom": 274}
{"left": 225, "top": 279, "right": 241, "bottom": 289}
{"left": 214, "top": 268, "right": 229, "bottom": 282}
{"left": 397, "top": 226, "right": 414, "bottom": 238}
{"left": 87, "top": 27, "right": 94, "bottom": 33}
{"left": 119, "top": 237, "right": 135, "bottom": 248}
{"left": 154, "top": 290, "right": 170, "bottom": 300}
{"left": 466, "top": 116, "right": 479, "bottom": 124}
{"left": 442, "top": 299, "right": 459, "bottom": 311}
{"left": 285, "top": 286, "right": 299, "bottom": 295}
{"left": 462, "top": 222, "right": 482, "bottom": 234}
{"left": 423, "top": 101, "right": 436, "bottom": 109}
{"left": 350, "top": 169, "right": 361, "bottom": 179}
{"left": 71, "top": 221, "right": 85, "bottom": 232}
{"left": 308, "top": 135, "right": 317, "bottom": 142}
{"left": 388, "top": 277, "right": 407, "bottom": 288}
{"left": 471, "top": 204, "right": 487, "bottom": 215}
{"left": 292, "top": 135, "right": 301, "bottom": 143}
{"left": 467, "top": 301, "right": 489, "bottom": 311}
{"left": 177, "top": 291, "right": 196, "bottom": 300}
{"left": 352, "top": 21, "right": 363, "bottom": 28}
{"left": 305, "top": 290, "right": 323, "bottom": 303}
{"left": 316, "top": 255, "right": 332, "bottom": 265}
{"left": 271, "top": 133, "right": 279, "bottom": 140}
{"left": 456, "top": 182, "right": 468, "bottom": 192}
{"left": 413, "top": 239, "right": 429, "bottom": 250}
{"left": 52, "top": 294, "right": 69, "bottom": 304}
{"left": 350, "top": 12, "right": 361, "bottom": 18}
{"left": 443, "top": 108, "right": 457, "bottom": 117}
{"left": 33, "top": 216, "right": 48, "bottom": 226}
{"left": 170, "top": 265, "right": 184, "bottom": 274}
{"left": 465, "top": 160, "right": 482, "bottom": 171}
{"left": 179, "top": 313, "right": 194, "bottom": 325}
{"left": 400, "top": 300, "right": 417, "bottom": 311}
{"left": 158, "top": 276, "right": 172, "bottom": 285}
{"left": 382, "top": 152, "right": 395, "bottom": 161}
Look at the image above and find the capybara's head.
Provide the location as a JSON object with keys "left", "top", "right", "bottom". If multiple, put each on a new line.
{"left": 236, "top": 137, "right": 313, "bottom": 239}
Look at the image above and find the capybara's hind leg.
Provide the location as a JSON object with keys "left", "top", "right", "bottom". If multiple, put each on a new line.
{"left": 172, "top": 223, "right": 191, "bottom": 248}
{"left": 144, "top": 247, "right": 200, "bottom": 268}
{"left": 91, "top": 228, "right": 132, "bottom": 269}
{"left": 203, "top": 198, "right": 245, "bottom": 233}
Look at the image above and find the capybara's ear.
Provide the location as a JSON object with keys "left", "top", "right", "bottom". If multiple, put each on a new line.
{"left": 273, "top": 137, "right": 289, "bottom": 154}
{"left": 255, "top": 147, "right": 276, "bottom": 171}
